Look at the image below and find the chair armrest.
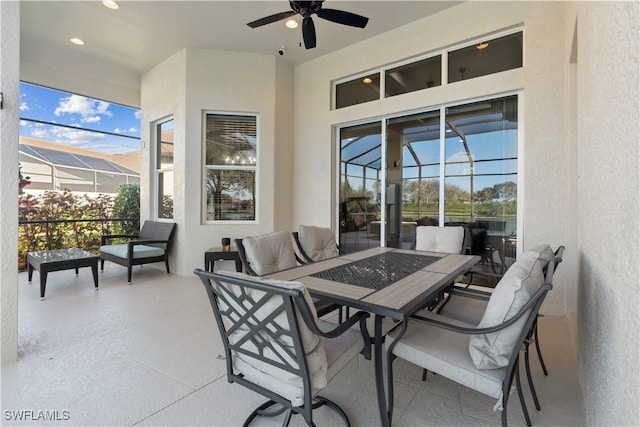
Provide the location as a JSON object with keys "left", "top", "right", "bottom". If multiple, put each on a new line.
{"left": 296, "top": 300, "right": 369, "bottom": 339}
{"left": 101, "top": 234, "right": 138, "bottom": 245}
{"left": 128, "top": 239, "right": 170, "bottom": 246}
{"left": 447, "top": 284, "right": 492, "bottom": 301}
{"left": 410, "top": 283, "right": 552, "bottom": 335}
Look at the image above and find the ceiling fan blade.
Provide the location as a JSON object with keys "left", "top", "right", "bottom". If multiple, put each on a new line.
{"left": 302, "top": 16, "right": 317, "bottom": 49}
{"left": 247, "top": 11, "right": 296, "bottom": 28}
{"left": 316, "top": 8, "right": 369, "bottom": 28}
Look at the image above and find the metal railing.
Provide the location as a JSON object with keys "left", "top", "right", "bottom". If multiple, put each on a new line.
{"left": 18, "top": 218, "right": 138, "bottom": 271}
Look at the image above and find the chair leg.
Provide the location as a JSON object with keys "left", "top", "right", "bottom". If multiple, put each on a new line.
{"left": 524, "top": 341, "right": 541, "bottom": 410}
{"left": 534, "top": 319, "right": 549, "bottom": 375}
{"left": 242, "top": 400, "right": 287, "bottom": 427}
{"left": 100, "top": 259, "right": 105, "bottom": 271}
{"left": 165, "top": 257, "right": 171, "bottom": 275}
{"left": 127, "top": 265, "right": 132, "bottom": 284}
{"left": 314, "top": 396, "right": 349, "bottom": 427}
{"left": 515, "top": 360, "right": 532, "bottom": 427}
{"left": 421, "top": 368, "right": 428, "bottom": 381}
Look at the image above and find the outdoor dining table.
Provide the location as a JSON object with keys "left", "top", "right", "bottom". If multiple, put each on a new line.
{"left": 266, "top": 246, "right": 479, "bottom": 426}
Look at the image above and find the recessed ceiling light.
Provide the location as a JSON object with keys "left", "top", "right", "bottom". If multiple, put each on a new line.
{"left": 476, "top": 42, "right": 489, "bottom": 50}
{"left": 285, "top": 19, "right": 298, "bottom": 29}
{"left": 70, "top": 38, "right": 85, "bottom": 46}
{"left": 102, "top": 0, "right": 119, "bottom": 10}
{"left": 363, "top": 77, "right": 373, "bottom": 84}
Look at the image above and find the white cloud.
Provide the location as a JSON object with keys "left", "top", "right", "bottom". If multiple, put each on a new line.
{"left": 114, "top": 128, "right": 122, "bottom": 133}
{"left": 31, "top": 129, "right": 49, "bottom": 139}
{"left": 54, "top": 94, "right": 113, "bottom": 122}
{"left": 134, "top": 110, "right": 141, "bottom": 120}
{"left": 128, "top": 127, "right": 138, "bottom": 133}
{"left": 19, "top": 102, "right": 29, "bottom": 111}
{"left": 50, "top": 127, "right": 105, "bottom": 146}
{"left": 20, "top": 120, "right": 29, "bottom": 127}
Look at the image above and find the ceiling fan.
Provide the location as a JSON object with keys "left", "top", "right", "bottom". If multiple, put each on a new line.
{"left": 247, "top": 1, "right": 369, "bottom": 50}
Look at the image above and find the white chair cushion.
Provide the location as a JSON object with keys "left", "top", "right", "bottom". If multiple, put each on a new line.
{"left": 469, "top": 250, "right": 545, "bottom": 369}
{"left": 100, "top": 244, "right": 165, "bottom": 259}
{"left": 242, "top": 231, "right": 298, "bottom": 275}
{"left": 528, "top": 243, "right": 555, "bottom": 272}
{"left": 387, "top": 312, "right": 505, "bottom": 402}
{"left": 215, "top": 271, "right": 328, "bottom": 407}
{"left": 298, "top": 225, "right": 339, "bottom": 261}
{"left": 415, "top": 226, "right": 464, "bottom": 254}
{"left": 433, "top": 294, "right": 487, "bottom": 326}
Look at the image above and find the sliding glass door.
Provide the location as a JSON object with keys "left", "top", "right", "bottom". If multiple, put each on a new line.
{"left": 337, "top": 94, "right": 519, "bottom": 266}
{"left": 338, "top": 123, "right": 382, "bottom": 253}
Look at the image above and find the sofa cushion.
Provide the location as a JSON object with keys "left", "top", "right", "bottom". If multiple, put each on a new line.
{"left": 100, "top": 244, "right": 165, "bottom": 259}
{"left": 298, "top": 225, "right": 339, "bottom": 261}
{"left": 215, "top": 271, "right": 327, "bottom": 407}
{"left": 469, "top": 250, "right": 545, "bottom": 369}
{"left": 242, "top": 231, "right": 298, "bottom": 276}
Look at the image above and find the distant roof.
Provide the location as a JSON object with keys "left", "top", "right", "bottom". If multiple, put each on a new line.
{"left": 20, "top": 144, "right": 139, "bottom": 176}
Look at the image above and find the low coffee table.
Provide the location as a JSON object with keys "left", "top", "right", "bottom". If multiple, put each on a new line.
{"left": 27, "top": 248, "right": 99, "bottom": 299}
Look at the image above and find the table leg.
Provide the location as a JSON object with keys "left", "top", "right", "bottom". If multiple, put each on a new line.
{"left": 91, "top": 262, "right": 99, "bottom": 289}
{"left": 40, "top": 271, "right": 48, "bottom": 299}
{"left": 374, "top": 315, "right": 391, "bottom": 427}
{"left": 28, "top": 263, "right": 34, "bottom": 283}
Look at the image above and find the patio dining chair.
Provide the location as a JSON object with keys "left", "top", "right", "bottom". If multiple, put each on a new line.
{"left": 385, "top": 250, "right": 552, "bottom": 427}
{"left": 414, "top": 225, "right": 465, "bottom": 310}
{"left": 414, "top": 225, "right": 465, "bottom": 254}
{"left": 292, "top": 225, "right": 341, "bottom": 264}
{"left": 433, "top": 245, "right": 565, "bottom": 411}
{"left": 235, "top": 231, "right": 340, "bottom": 318}
{"left": 194, "top": 269, "right": 370, "bottom": 426}
{"left": 292, "top": 225, "right": 350, "bottom": 323}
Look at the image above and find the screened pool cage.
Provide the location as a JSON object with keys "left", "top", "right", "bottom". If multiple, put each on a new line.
{"left": 19, "top": 144, "right": 139, "bottom": 195}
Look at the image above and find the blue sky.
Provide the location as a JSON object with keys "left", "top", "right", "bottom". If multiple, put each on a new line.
{"left": 19, "top": 82, "right": 141, "bottom": 154}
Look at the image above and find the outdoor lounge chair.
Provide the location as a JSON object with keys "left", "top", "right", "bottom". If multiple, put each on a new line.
{"left": 100, "top": 220, "right": 176, "bottom": 283}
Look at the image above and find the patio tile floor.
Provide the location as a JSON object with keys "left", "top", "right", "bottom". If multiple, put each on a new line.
{"left": 1, "top": 264, "right": 585, "bottom": 426}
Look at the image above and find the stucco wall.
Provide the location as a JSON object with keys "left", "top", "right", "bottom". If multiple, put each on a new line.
{"left": 576, "top": 2, "right": 640, "bottom": 425}
{"left": 141, "top": 49, "right": 294, "bottom": 276}
{"left": 292, "top": 1, "right": 570, "bottom": 315}
{"left": 0, "top": 0, "right": 20, "bottom": 364}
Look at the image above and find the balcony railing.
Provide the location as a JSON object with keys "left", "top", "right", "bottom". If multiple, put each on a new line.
{"left": 18, "top": 218, "right": 138, "bottom": 271}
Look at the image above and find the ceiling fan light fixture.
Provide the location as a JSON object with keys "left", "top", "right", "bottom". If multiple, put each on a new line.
{"left": 102, "top": 0, "right": 120, "bottom": 10}
{"left": 476, "top": 41, "right": 489, "bottom": 50}
{"left": 70, "top": 37, "right": 85, "bottom": 46}
{"left": 285, "top": 19, "right": 298, "bottom": 29}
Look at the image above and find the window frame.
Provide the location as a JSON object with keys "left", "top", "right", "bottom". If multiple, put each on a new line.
{"left": 334, "top": 91, "right": 523, "bottom": 255}
{"left": 153, "top": 116, "right": 174, "bottom": 221}
{"left": 202, "top": 110, "right": 259, "bottom": 224}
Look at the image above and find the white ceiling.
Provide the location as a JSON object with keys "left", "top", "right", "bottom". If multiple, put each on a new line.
{"left": 20, "top": 1, "right": 462, "bottom": 88}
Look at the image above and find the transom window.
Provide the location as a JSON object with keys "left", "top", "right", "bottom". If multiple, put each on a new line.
{"left": 334, "top": 29, "right": 523, "bottom": 109}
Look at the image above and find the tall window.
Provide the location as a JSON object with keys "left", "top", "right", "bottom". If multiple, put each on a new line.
{"left": 155, "top": 119, "right": 174, "bottom": 219}
{"left": 204, "top": 113, "right": 257, "bottom": 222}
